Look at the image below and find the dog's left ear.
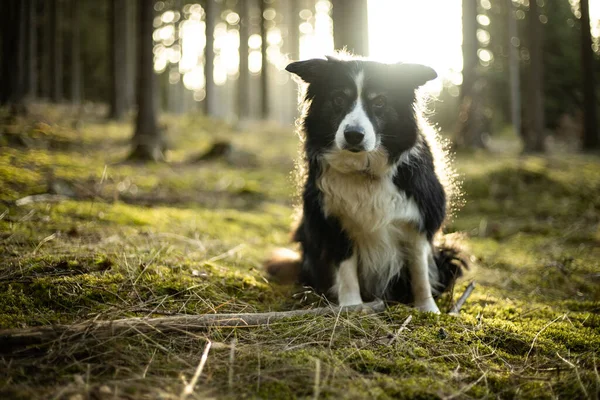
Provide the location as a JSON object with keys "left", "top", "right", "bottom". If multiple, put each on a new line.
{"left": 392, "top": 63, "right": 438, "bottom": 88}
{"left": 286, "top": 58, "right": 329, "bottom": 84}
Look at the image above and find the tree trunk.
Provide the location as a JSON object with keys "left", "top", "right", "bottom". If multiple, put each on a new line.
{"left": 27, "top": 0, "right": 38, "bottom": 100}
{"left": 523, "top": 0, "right": 545, "bottom": 153}
{"left": 128, "top": 0, "right": 163, "bottom": 162}
{"left": 125, "top": 0, "right": 137, "bottom": 110}
{"left": 455, "top": 0, "right": 486, "bottom": 149}
{"left": 40, "top": 0, "right": 52, "bottom": 99}
{"left": 580, "top": 0, "right": 598, "bottom": 150}
{"left": 288, "top": 0, "right": 300, "bottom": 61}
{"left": 70, "top": 0, "right": 82, "bottom": 105}
{"left": 0, "top": 0, "right": 27, "bottom": 114}
{"left": 259, "top": 0, "right": 269, "bottom": 119}
{"left": 331, "top": 0, "right": 369, "bottom": 56}
{"left": 109, "top": 0, "right": 128, "bottom": 119}
{"left": 50, "top": 0, "right": 63, "bottom": 102}
{"left": 507, "top": 0, "right": 521, "bottom": 139}
{"left": 203, "top": 0, "right": 216, "bottom": 115}
{"left": 237, "top": 0, "right": 250, "bottom": 121}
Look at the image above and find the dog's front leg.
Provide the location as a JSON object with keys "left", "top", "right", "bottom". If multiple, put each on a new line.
{"left": 409, "top": 236, "right": 440, "bottom": 314}
{"left": 333, "top": 252, "right": 363, "bottom": 307}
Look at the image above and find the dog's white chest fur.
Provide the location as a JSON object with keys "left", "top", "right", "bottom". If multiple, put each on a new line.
{"left": 317, "top": 162, "right": 423, "bottom": 296}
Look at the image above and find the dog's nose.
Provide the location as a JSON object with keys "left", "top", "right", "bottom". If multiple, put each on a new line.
{"left": 344, "top": 129, "right": 364, "bottom": 146}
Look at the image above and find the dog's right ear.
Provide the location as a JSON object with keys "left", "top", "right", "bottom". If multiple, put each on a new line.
{"left": 285, "top": 58, "right": 329, "bottom": 84}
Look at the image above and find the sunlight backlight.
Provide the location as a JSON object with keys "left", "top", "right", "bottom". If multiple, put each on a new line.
{"left": 368, "top": 0, "right": 462, "bottom": 92}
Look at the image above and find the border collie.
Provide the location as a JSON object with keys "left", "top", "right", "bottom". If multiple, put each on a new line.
{"left": 266, "top": 56, "right": 466, "bottom": 313}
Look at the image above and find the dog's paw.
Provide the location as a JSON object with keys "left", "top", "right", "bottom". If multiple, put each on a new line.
{"left": 415, "top": 299, "right": 441, "bottom": 314}
{"left": 338, "top": 297, "right": 363, "bottom": 308}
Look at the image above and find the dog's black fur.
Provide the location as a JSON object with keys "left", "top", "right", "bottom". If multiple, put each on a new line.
{"left": 268, "top": 56, "right": 466, "bottom": 307}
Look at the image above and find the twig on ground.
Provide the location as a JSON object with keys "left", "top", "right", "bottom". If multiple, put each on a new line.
{"left": 228, "top": 338, "right": 236, "bottom": 391}
{"left": 152, "top": 232, "right": 206, "bottom": 252}
{"left": 388, "top": 314, "right": 413, "bottom": 345}
{"left": 0, "top": 301, "right": 386, "bottom": 349}
{"left": 180, "top": 339, "right": 212, "bottom": 400}
{"left": 449, "top": 281, "right": 476, "bottom": 315}
{"left": 524, "top": 314, "right": 565, "bottom": 364}
{"left": 15, "top": 194, "right": 69, "bottom": 206}
{"left": 313, "top": 358, "right": 321, "bottom": 400}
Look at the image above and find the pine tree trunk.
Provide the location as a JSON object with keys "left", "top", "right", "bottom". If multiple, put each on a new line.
{"left": 125, "top": 0, "right": 137, "bottom": 110}
{"left": 580, "top": 0, "right": 598, "bottom": 150}
{"left": 237, "top": 0, "right": 250, "bottom": 121}
{"left": 259, "top": 0, "right": 269, "bottom": 119}
{"left": 40, "top": 0, "right": 52, "bottom": 99}
{"left": 523, "top": 0, "right": 545, "bottom": 153}
{"left": 455, "top": 0, "right": 486, "bottom": 149}
{"left": 50, "top": 0, "right": 63, "bottom": 103}
{"left": 203, "top": 0, "right": 216, "bottom": 115}
{"left": 0, "top": 0, "right": 27, "bottom": 114}
{"left": 128, "top": 0, "right": 163, "bottom": 162}
{"left": 109, "top": 0, "right": 128, "bottom": 119}
{"left": 507, "top": 0, "right": 521, "bottom": 140}
{"left": 332, "top": 0, "right": 369, "bottom": 56}
{"left": 27, "top": 0, "right": 38, "bottom": 100}
{"left": 70, "top": 0, "right": 82, "bottom": 105}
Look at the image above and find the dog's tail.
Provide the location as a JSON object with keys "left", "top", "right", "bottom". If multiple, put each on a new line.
{"left": 433, "top": 238, "right": 470, "bottom": 295}
{"left": 264, "top": 248, "right": 302, "bottom": 285}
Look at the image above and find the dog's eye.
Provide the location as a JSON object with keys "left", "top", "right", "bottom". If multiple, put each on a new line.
{"left": 332, "top": 94, "right": 346, "bottom": 108}
{"left": 372, "top": 96, "right": 386, "bottom": 109}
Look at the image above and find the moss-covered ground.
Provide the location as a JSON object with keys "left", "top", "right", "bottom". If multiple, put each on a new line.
{"left": 0, "top": 105, "right": 599, "bottom": 399}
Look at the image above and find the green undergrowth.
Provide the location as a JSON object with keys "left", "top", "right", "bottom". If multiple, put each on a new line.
{"left": 0, "top": 107, "right": 599, "bottom": 399}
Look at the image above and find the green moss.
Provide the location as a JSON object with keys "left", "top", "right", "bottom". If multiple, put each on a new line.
{"left": 1, "top": 109, "right": 600, "bottom": 399}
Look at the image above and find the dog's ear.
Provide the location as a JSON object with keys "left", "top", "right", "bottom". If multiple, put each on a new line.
{"left": 285, "top": 58, "right": 329, "bottom": 83}
{"left": 392, "top": 63, "right": 438, "bottom": 87}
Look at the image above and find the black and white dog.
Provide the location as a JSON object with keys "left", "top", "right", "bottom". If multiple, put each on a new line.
{"left": 267, "top": 56, "right": 465, "bottom": 313}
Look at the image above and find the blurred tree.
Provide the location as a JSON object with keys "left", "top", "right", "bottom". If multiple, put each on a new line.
{"left": 260, "top": 0, "right": 269, "bottom": 119}
{"left": 50, "top": 0, "right": 64, "bottom": 102}
{"left": 109, "top": 0, "right": 128, "bottom": 119}
{"left": 70, "top": 0, "right": 82, "bottom": 105}
{"left": 26, "top": 0, "right": 38, "bottom": 100}
{"left": 523, "top": 0, "right": 545, "bottom": 153}
{"left": 203, "top": 0, "right": 216, "bottom": 116}
{"left": 581, "top": 0, "right": 598, "bottom": 150}
{"left": 507, "top": 0, "right": 521, "bottom": 139}
{"left": 288, "top": 0, "right": 300, "bottom": 61}
{"left": 237, "top": 0, "right": 250, "bottom": 121}
{"left": 129, "top": 0, "right": 164, "bottom": 161}
{"left": 455, "top": 0, "right": 487, "bottom": 149}
{"left": 125, "top": 0, "right": 137, "bottom": 110}
{"left": 0, "top": 0, "right": 27, "bottom": 113}
{"left": 331, "top": 0, "right": 368, "bottom": 55}
{"left": 40, "top": 0, "right": 52, "bottom": 99}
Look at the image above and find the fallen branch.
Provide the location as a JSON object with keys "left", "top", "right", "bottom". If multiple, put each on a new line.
{"left": 449, "top": 281, "right": 476, "bottom": 315}
{"left": 0, "top": 301, "right": 386, "bottom": 350}
{"left": 2, "top": 283, "right": 478, "bottom": 351}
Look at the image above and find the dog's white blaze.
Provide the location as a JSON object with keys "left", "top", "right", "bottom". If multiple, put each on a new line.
{"left": 334, "top": 71, "right": 377, "bottom": 151}
{"left": 333, "top": 253, "right": 363, "bottom": 307}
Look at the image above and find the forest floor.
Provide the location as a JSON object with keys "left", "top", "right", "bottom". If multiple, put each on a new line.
{"left": 0, "top": 105, "right": 599, "bottom": 400}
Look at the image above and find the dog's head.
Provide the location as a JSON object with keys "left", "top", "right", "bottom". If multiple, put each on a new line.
{"left": 287, "top": 56, "right": 436, "bottom": 173}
